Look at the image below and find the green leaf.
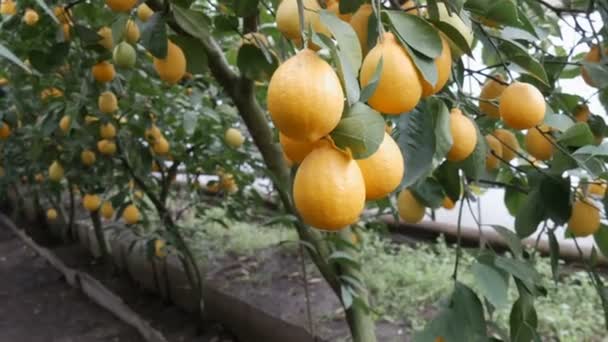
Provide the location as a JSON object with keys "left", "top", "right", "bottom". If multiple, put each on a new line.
{"left": 170, "top": 35, "right": 209, "bottom": 74}
{"left": 434, "top": 21, "right": 473, "bottom": 57}
{"left": 172, "top": 5, "right": 212, "bottom": 40}
{"left": 73, "top": 25, "right": 102, "bottom": 45}
{"left": 339, "top": 0, "right": 364, "bottom": 13}
{"left": 233, "top": 0, "right": 259, "bottom": 16}
{"left": 395, "top": 33, "right": 438, "bottom": 87}
{"left": 330, "top": 103, "right": 385, "bottom": 159}
{"left": 0, "top": 43, "right": 32, "bottom": 73}
{"left": 450, "top": 282, "right": 487, "bottom": 340}
{"left": 514, "top": 188, "right": 544, "bottom": 238}
{"left": 431, "top": 98, "right": 453, "bottom": 165}
{"left": 319, "top": 10, "right": 362, "bottom": 72}
{"left": 141, "top": 13, "right": 168, "bottom": 59}
{"left": 386, "top": 11, "right": 442, "bottom": 59}
{"left": 581, "top": 62, "right": 608, "bottom": 88}
{"left": 544, "top": 113, "right": 574, "bottom": 132}
{"left": 398, "top": 106, "right": 436, "bottom": 187}
{"left": 111, "top": 14, "right": 129, "bottom": 45}
{"left": 29, "top": 42, "right": 70, "bottom": 73}
{"left": 236, "top": 44, "right": 277, "bottom": 81}
{"left": 411, "top": 177, "right": 445, "bottom": 208}
{"left": 34, "top": 0, "right": 60, "bottom": 24}
{"left": 359, "top": 57, "right": 383, "bottom": 103}
{"left": 491, "top": 225, "right": 523, "bottom": 258}
{"left": 538, "top": 175, "right": 571, "bottom": 225}
{"left": 509, "top": 295, "right": 539, "bottom": 342}
{"left": 557, "top": 122, "right": 595, "bottom": 147}
{"left": 434, "top": 161, "right": 461, "bottom": 202}
{"left": 471, "top": 261, "right": 509, "bottom": 309}
{"left": 504, "top": 185, "right": 527, "bottom": 217}
{"left": 496, "top": 39, "right": 548, "bottom": 85}
{"left": 547, "top": 229, "right": 560, "bottom": 284}
{"left": 495, "top": 256, "right": 542, "bottom": 285}
{"left": 594, "top": 224, "right": 608, "bottom": 257}
{"left": 453, "top": 122, "right": 487, "bottom": 180}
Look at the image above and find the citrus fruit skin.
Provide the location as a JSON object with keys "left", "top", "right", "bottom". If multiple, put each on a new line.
{"left": 327, "top": 0, "right": 351, "bottom": 21}
{"left": 349, "top": 4, "right": 373, "bottom": 55}
{"left": 24, "top": 9, "right": 39, "bottom": 26}
{"left": 485, "top": 134, "right": 502, "bottom": 170}
{"left": 268, "top": 49, "right": 344, "bottom": 142}
{"left": 360, "top": 32, "right": 422, "bottom": 115}
{"left": 153, "top": 136, "right": 169, "bottom": 155}
{"left": 100, "top": 123, "right": 116, "bottom": 139}
{"left": 568, "top": 198, "right": 600, "bottom": 237}
{"left": 493, "top": 129, "right": 519, "bottom": 161}
{"left": 92, "top": 61, "right": 116, "bottom": 83}
{"left": 276, "top": 0, "right": 330, "bottom": 41}
{"left": 145, "top": 125, "right": 162, "bottom": 142}
{"left": 401, "top": 0, "right": 419, "bottom": 15}
{"left": 81, "top": 149, "right": 96, "bottom": 166}
{"left": 113, "top": 42, "right": 136, "bottom": 68}
{"left": 153, "top": 41, "right": 187, "bottom": 84}
{"left": 41, "top": 87, "right": 63, "bottom": 100}
{"left": 479, "top": 76, "right": 507, "bottom": 118}
{"left": 442, "top": 196, "right": 455, "bottom": 210}
{"left": 0, "top": 122, "right": 10, "bottom": 139}
{"left": 0, "top": 0, "right": 16, "bottom": 15}
{"left": 125, "top": 20, "right": 140, "bottom": 43}
{"left": 137, "top": 3, "right": 153, "bottom": 21}
{"left": 97, "top": 139, "right": 117, "bottom": 155}
{"left": 525, "top": 125, "right": 553, "bottom": 161}
{"left": 446, "top": 109, "right": 477, "bottom": 162}
{"left": 356, "top": 132, "right": 404, "bottom": 200}
{"left": 49, "top": 161, "right": 64, "bottom": 182}
{"left": 397, "top": 190, "right": 425, "bottom": 223}
{"left": 574, "top": 104, "right": 590, "bottom": 122}
{"left": 437, "top": 2, "right": 473, "bottom": 57}
{"left": 154, "top": 239, "right": 167, "bottom": 258}
{"left": 100, "top": 201, "right": 114, "bottom": 219}
{"left": 421, "top": 34, "right": 452, "bottom": 97}
{"left": 83, "top": 194, "right": 101, "bottom": 212}
{"left": 98, "top": 91, "right": 118, "bottom": 113}
{"left": 98, "top": 27, "right": 113, "bottom": 50}
{"left": 293, "top": 142, "right": 366, "bottom": 230}
{"left": 224, "top": 128, "right": 245, "bottom": 148}
{"left": 105, "top": 0, "right": 137, "bottom": 12}
{"left": 279, "top": 132, "right": 315, "bottom": 164}
{"left": 123, "top": 204, "right": 140, "bottom": 224}
{"left": 586, "top": 180, "right": 607, "bottom": 198}
{"left": 59, "top": 116, "right": 71, "bottom": 133}
{"left": 499, "top": 82, "right": 545, "bottom": 130}
{"left": 54, "top": 6, "right": 70, "bottom": 24}
{"left": 47, "top": 208, "right": 58, "bottom": 220}
{"left": 581, "top": 46, "right": 601, "bottom": 87}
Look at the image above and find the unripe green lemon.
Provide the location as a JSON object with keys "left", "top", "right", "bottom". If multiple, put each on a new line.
{"left": 113, "top": 42, "right": 136, "bottom": 68}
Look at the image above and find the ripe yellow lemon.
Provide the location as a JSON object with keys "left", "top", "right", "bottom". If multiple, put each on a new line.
{"left": 268, "top": 49, "right": 344, "bottom": 142}
{"left": 153, "top": 136, "right": 169, "bottom": 155}
{"left": 81, "top": 149, "right": 96, "bottom": 166}
{"left": 499, "top": 82, "right": 545, "bottom": 130}
{"left": 356, "top": 132, "right": 404, "bottom": 200}
{"left": 83, "top": 194, "right": 101, "bottom": 212}
{"left": 100, "top": 122, "right": 116, "bottom": 139}
{"left": 145, "top": 125, "right": 162, "bottom": 142}
{"left": 100, "top": 201, "right": 114, "bottom": 219}
{"left": 92, "top": 61, "right": 116, "bottom": 83}
{"left": 0, "top": 0, "right": 16, "bottom": 15}
{"left": 293, "top": 141, "right": 366, "bottom": 230}
{"left": 97, "top": 139, "right": 117, "bottom": 155}
{"left": 98, "top": 26, "right": 113, "bottom": 50}
{"left": 125, "top": 20, "right": 140, "bottom": 43}
{"left": 0, "top": 122, "right": 11, "bottom": 139}
{"left": 47, "top": 208, "right": 58, "bottom": 220}
{"left": 442, "top": 196, "right": 455, "bottom": 210}
{"left": 437, "top": 3, "right": 473, "bottom": 57}
{"left": 153, "top": 40, "right": 186, "bottom": 84}
{"left": 493, "top": 129, "right": 519, "bottom": 161}
{"left": 568, "top": 198, "right": 600, "bottom": 237}
{"left": 106, "top": 0, "right": 137, "bottom": 12}
{"left": 224, "top": 128, "right": 245, "bottom": 148}
{"left": 35, "top": 173, "right": 44, "bottom": 183}
{"left": 154, "top": 239, "right": 167, "bottom": 258}
{"left": 327, "top": 0, "right": 351, "bottom": 21}
{"left": 397, "top": 190, "right": 425, "bottom": 223}
{"left": 446, "top": 109, "right": 477, "bottom": 162}
{"left": 421, "top": 34, "right": 452, "bottom": 97}
{"left": 122, "top": 204, "right": 140, "bottom": 224}
{"left": 98, "top": 91, "right": 118, "bottom": 113}
{"left": 479, "top": 75, "right": 506, "bottom": 118}
{"left": 525, "top": 125, "right": 553, "bottom": 161}
{"left": 276, "top": 0, "right": 330, "bottom": 41}
{"left": 485, "top": 134, "right": 502, "bottom": 170}
{"left": 40, "top": 87, "right": 63, "bottom": 100}
{"left": 137, "top": 3, "right": 154, "bottom": 21}
{"left": 279, "top": 132, "right": 315, "bottom": 164}
{"left": 59, "top": 115, "right": 71, "bottom": 133}
{"left": 54, "top": 6, "right": 71, "bottom": 24}
{"left": 360, "top": 32, "right": 422, "bottom": 115}
{"left": 349, "top": 4, "right": 373, "bottom": 55}
{"left": 581, "top": 46, "right": 602, "bottom": 87}
{"left": 23, "top": 8, "right": 39, "bottom": 26}
{"left": 574, "top": 104, "right": 590, "bottom": 122}
{"left": 49, "top": 161, "right": 64, "bottom": 182}
{"left": 586, "top": 180, "right": 607, "bottom": 198}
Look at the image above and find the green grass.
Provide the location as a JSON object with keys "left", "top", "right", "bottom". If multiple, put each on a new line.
{"left": 180, "top": 211, "right": 605, "bottom": 340}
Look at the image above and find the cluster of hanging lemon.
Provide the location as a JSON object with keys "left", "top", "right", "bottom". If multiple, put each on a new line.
{"left": 269, "top": 0, "right": 472, "bottom": 230}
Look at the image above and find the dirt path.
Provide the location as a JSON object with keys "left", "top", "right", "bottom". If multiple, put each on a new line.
{"left": 0, "top": 224, "right": 143, "bottom": 342}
